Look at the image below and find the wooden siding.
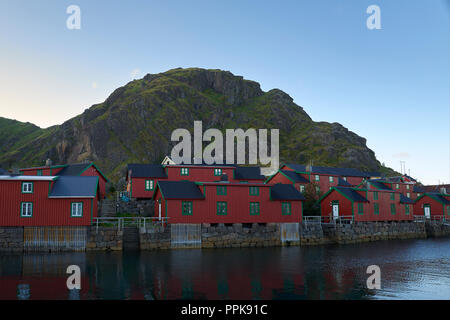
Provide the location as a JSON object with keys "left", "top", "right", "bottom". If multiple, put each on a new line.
{"left": 154, "top": 184, "right": 303, "bottom": 224}
{"left": 0, "top": 180, "right": 96, "bottom": 226}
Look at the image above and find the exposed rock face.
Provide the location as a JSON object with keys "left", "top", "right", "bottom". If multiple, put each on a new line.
{"left": 0, "top": 67, "right": 392, "bottom": 181}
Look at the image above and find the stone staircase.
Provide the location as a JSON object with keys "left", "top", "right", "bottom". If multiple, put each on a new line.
{"left": 99, "top": 199, "right": 116, "bottom": 217}
{"left": 123, "top": 227, "right": 140, "bottom": 250}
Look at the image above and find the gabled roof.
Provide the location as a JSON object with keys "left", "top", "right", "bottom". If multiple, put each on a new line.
{"left": 334, "top": 187, "right": 369, "bottom": 202}
{"left": 385, "top": 176, "right": 404, "bottom": 183}
{"left": 280, "top": 170, "right": 309, "bottom": 183}
{"left": 422, "top": 184, "right": 450, "bottom": 193}
{"left": 367, "top": 180, "right": 393, "bottom": 191}
{"left": 400, "top": 194, "right": 414, "bottom": 204}
{"left": 127, "top": 164, "right": 167, "bottom": 178}
{"left": 56, "top": 163, "right": 109, "bottom": 182}
{"left": 422, "top": 193, "right": 450, "bottom": 205}
{"left": 234, "top": 166, "right": 265, "bottom": 180}
{"left": 283, "top": 164, "right": 371, "bottom": 177}
{"left": 49, "top": 176, "right": 98, "bottom": 198}
{"left": 337, "top": 177, "right": 352, "bottom": 187}
{"left": 270, "top": 184, "right": 305, "bottom": 201}
{"left": 156, "top": 181, "right": 205, "bottom": 200}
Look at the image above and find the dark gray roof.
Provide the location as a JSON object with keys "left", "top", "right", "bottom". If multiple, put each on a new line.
{"left": 49, "top": 176, "right": 98, "bottom": 198}
{"left": 335, "top": 187, "right": 369, "bottom": 202}
{"left": 234, "top": 166, "right": 265, "bottom": 180}
{"left": 280, "top": 170, "right": 309, "bottom": 183}
{"left": 284, "top": 164, "right": 370, "bottom": 177}
{"left": 337, "top": 177, "right": 352, "bottom": 187}
{"left": 386, "top": 176, "right": 403, "bottom": 183}
{"left": 400, "top": 194, "right": 414, "bottom": 204}
{"left": 270, "top": 184, "right": 305, "bottom": 201}
{"left": 413, "top": 185, "right": 425, "bottom": 193}
{"left": 128, "top": 164, "right": 167, "bottom": 178}
{"left": 57, "top": 164, "right": 90, "bottom": 176}
{"left": 426, "top": 193, "right": 450, "bottom": 205}
{"left": 157, "top": 181, "right": 205, "bottom": 200}
{"left": 368, "top": 180, "right": 393, "bottom": 191}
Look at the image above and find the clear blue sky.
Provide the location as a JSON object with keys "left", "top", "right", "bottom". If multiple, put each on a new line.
{"left": 0, "top": 0, "right": 448, "bottom": 185}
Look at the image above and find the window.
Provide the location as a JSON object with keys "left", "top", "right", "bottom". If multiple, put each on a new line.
{"left": 216, "top": 185, "right": 227, "bottom": 195}
{"left": 182, "top": 201, "right": 193, "bottom": 215}
{"left": 373, "top": 191, "right": 378, "bottom": 200}
{"left": 390, "top": 193, "right": 395, "bottom": 201}
{"left": 343, "top": 177, "right": 347, "bottom": 181}
{"left": 216, "top": 202, "right": 227, "bottom": 215}
{"left": 391, "top": 204, "right": 396, "bottom": 215}
{"left": 37, "top": 169, "right": 42, "bottom": 176}
{"left": 249, "top": 202, "right": 260, "bottom": 215}
{"left": 395, "top": 184, "right": 399, "bottom": 189}
{"left": 21, "top": 182, "right": 33, "bottom": 194}
{"left": 249, "top": 186, "right": 259, "bottom": 196}
{"left": 417, "top": 193, "right": 421, "bottom": 198}
{"left": 214, "top": 168, "right": 222, "bottom": 176}
{"left": 180, "top": 168, "right": 189, "bottom": 176}
{"left": 21, "top": 202, "right": 33, "bottom": 217}
{"left": 299, "top": 185, "right": 305, "bottom": 193}
{"left": 282, "top": 202, "right": 291, "bottom": 215}
{"left": 358, "top": 203, "right": 364, "bottom": 215}
{"left": 406, "top": 192, "right": 410, "bottom": 198}
{"left": 405, "top": 205, "right": 410, "bottom": 215}
{"left": 315, "top": 175, "right": 320, "bottom": 181}
{"left": 329, "top": 176, "right": 334, "bottom": 183}
{"left": 374, "top": 203, "right": 379, "bottom": 215}
{"left": 145, "top": 180, "right": 154, "bottom": 191}
{"left": 406, "top": 185, "right": 410, "bottom": 190}
{"left": 71, "top": 202, "right": 83, "bottom": 217}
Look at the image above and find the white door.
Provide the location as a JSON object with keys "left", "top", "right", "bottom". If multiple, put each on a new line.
{"left": 424, "top": 205, "right": 431, "bottom": 219}
{"left": 332, "top": 204, "right": 339, "bottom": 219}
{"left": 158, "top": 201, "right": 162, "bottom": 221}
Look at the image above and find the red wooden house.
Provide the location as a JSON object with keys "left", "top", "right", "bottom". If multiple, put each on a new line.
{"left": 0, "top": 174, "right": 99, "bottom": 226}
{"left": 413, "top": 193, "right": 450, "bottom": 221}
{"left": 152, "top": 181, "right": 304, "bottom": 224}
{"left": 126, "top": 163, "right": 265, "bottom": 199}
{"left": 20, "top": 163, "right": 109, "bottom": 199}
{"left": 318, "top": 184, "right": 414, "bottom": 222}
{"left": 268, "top": 164, "right": 372, "bottom": 195}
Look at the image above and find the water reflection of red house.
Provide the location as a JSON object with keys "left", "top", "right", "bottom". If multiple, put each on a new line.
{"left": 0, "top": 276, "right": 89, "bottom": 300}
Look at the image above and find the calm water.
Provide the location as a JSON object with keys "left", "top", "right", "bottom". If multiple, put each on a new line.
{"left": 0, "top": 238, "right": 449, "bottom": 300}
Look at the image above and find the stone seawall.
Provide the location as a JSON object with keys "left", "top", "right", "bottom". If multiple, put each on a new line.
{"left": 139, "top": 225, "right": 171, "bottom": 250}
{"left": 86, "top": 227, "right": 123, "bottom": 251}
{"left": 0, "top": 220, "right": 448, "bottom": 252}
{"left": 201, "top": 223, "right": 283, "bottom": 249}
{"left": 425, "top": 221, "right": 450, "bottom": 238}
{"left": 330, "top": 221, "right": 427, "bottom": 244}
{"left": 0, "top": 227, "right": 23, "bottom": 252}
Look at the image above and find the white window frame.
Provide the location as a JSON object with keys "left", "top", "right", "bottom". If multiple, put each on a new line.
{"left": 21, "top": 202, "right": 33, "bottom": 217}
{"left": 71, "top": 202, "right": 83, "bottom": 217}
{"left": 22, "top": 182, "right": 33, "bottom": 193}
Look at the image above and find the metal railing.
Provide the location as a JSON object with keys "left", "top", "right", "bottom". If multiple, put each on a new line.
{"left": 413, "top": 215, "right": 447, "bottom": 223}
{"left": 303, "top": 215, "right": 354, "bottom": 226}
{"left": 92, "top": 217, "right": 169, "bottom": 233}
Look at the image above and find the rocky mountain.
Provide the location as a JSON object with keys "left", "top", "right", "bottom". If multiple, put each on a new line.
{"left": 0, "top": 68, "right": 396, "bottom": 182}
